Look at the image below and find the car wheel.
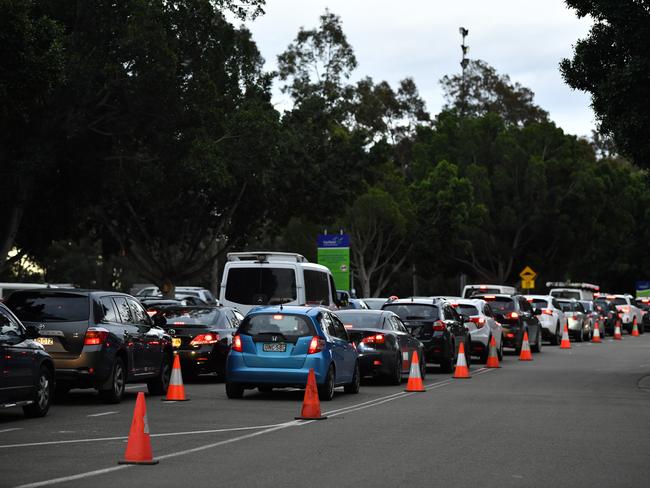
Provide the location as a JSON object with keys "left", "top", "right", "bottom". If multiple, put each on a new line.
{"left": 147, "top": 354, "right": 171, "bottom": 396}
{"left": 464, "top": 339, "right": 472, "bottom": 367}
{"left": 479, "top": 337, "right": 490, "bottom": 364}
{"left": 344, "top": 362, "right": 360, "bottom": 394}
{"left": 318, "top": 365, "right": 335, "bottom": 401}
{"left": 99, "top": 357, "right": 126, "bottom": 404}
{"left": 23, "top": 366, "right": 53, "bottom": 418}
{"left": 575, "top": 327, "right": 583, "bottom": 342}
{"left": 226, "top": 382, "right": 244, "bottom": 399}
{"left": 388, "top": 352, "right": 402, "bottom": 385}
{"left": 419, "top": 351, "right": 427, "bottom": 380}
{"left": 497, "top": 336, "right": 504, "bottom": 361}
{"left": 551, "top": 323, "right": 561, "bottom": 345}
{"left": 531, "top": 330, "right": 542, "bottom": 353}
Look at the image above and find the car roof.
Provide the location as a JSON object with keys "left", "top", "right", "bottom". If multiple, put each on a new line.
{"left": 335, "top": 309, "right": 388, "bottom": 316}
{"left": 247, "top": 305, "right": 324, "bottom": 317}
{"left": 383, "top": 297, "right": 441, "bottom": 306}
{"left": 8, "top": 288, "right": 131, "bottom": 298}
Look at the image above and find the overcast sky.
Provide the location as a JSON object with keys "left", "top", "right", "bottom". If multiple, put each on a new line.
{"left": 245, "top": 0, "right": 596, "bottom": 137}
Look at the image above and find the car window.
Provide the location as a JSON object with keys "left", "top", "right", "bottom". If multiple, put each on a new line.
{"left": 233, "top": 310, "right": 244, "bottom": 322}
{"left": 320, "top": 312, "right": 337, "bottom": 338}
{"left": 552, "top": 299, "right": 561, "bottom": 309}
{"left": 391, "top": 316, "right": 407, "bottom": 333}
{"left": 114, "top": 297, "right": 133, "bottom": 324}
{"left": 0, "top": 307, "right": 23, "bottom": 343}
{"left": 8, "top": 292, "right": 89, "bottom": 322}
{"left": 239, "top": 313, "right": 315, "bottom": 338}
{"left": 97, "top": 297, "right": 119, "bottom": 323}
{"left": 443, "top": 306, "right": 456, "bottom": 321}
{"left": 128, "top": 298, "right": 152, "bottom": 326}
{"left": 383, "top": 304, "right": 440, "bottom": 321}
{"left": 225, "top": 267, "right": 297, "bottom": 305}
{"left": 330, "top": 314, "right": 349, "bottom": 341}
{"left": 304, "top": 270, "right": 330, "bottom": 305}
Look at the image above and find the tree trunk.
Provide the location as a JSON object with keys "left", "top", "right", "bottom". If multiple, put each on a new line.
{"left": 160, "top": 279, "right": 175, "bottom": 299}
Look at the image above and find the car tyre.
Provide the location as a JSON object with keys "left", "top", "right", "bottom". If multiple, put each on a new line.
{"left": 575, "top": 327, "right": 583, "bottom": 342}
{"left": 99, "top": 357, "right": 126, "bottom": 404}
{"left": 147, "top": 354, "right": 171, "bottom": 396}
{"left": 318, "top": 366, "right": 335, "bottom": 401}
{"left": 440, "top": 342, "right": 454, "bottom": 374}
{"left": 479, "top": 336, "right": 490, "bottom": 364}
{"left": 497, "top": 336, "right": 504, "bottom": 361}
{"left": 23, "top": 366, "right": 53, "bottom": 418}
{"left": 225, "top": 382, "right": 244, "bottom": 399}
{"left": 344, "top": 362, "right": 360, "bottom": 394}
{"left": 551, "top": 323, "right": 561, "bottom": 345}
{"left": 419, "top": 352, "right": 427, "bottom": 380}
{"left": 531, "top": 330, "right": 542, "bottom": 353}
{"left": 388, "top": 352, "right": 402, "bottom": 385}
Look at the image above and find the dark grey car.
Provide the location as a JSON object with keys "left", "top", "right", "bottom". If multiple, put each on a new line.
{"left": 6, "top": 289, "right": 173, "bottom": 403}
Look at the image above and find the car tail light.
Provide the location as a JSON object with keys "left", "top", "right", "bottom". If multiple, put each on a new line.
{"left": 308, "top": 336, "right": 326, "bottom": 354}
{"left": 146, "top": 310, "right": 157, "bottom": 316}
{"left": 232, "top": 335, "right": 243, "bottom": 352}
{"left": 84, "top": 328, "right": 109, "bottom": 346}
{"left": 190, "top": 333, "right": 220, "bottom": 346}
{"left": 542, "top": 309, "right": 553, "bottom": 315}
{"left": 483, "top": 295, "right": 496, "bottom": 300}
{"left": 620, "top": 306, "right": 630, "bottom": 313}
{"left": 361, "top": 334, "right": 386, "bottom": 345}
{"left": 432, "top": 320, "right": 446, "bottom": 331}
{"left": 506, "top": 332, "right": 515, "bottom": 339}
{"left": 526, "top": 297, "right": 533, "bottom": 302}
{"left": 507, "top": 312, "right": 519, "bottom": 320}
{"left": 470, "top": 316, "right": 485, "bottom": 328}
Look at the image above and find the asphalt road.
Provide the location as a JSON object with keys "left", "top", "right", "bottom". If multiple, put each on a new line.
{"left": 2, "top": 333, "right": 650, "bottom": 488}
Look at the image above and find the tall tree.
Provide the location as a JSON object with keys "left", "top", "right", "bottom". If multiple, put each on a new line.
{"left": 561, "top": 0, "right": 650, "bottom": 166}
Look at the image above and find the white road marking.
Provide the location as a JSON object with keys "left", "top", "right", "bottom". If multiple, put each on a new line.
{"left": 0, "top": 428, "right": 22, "bottom": 434}
{"left": 86, "top": 411, "right": 118, "bottom": 418}
{"left": 12, "top": 367, "right": 496, "bottom": 487}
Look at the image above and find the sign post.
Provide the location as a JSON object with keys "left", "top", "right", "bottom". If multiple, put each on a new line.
{"left": 519, "top": 266, "right": 537, "bottom": 291}
{"left": 317, "top": 234, "right": 350, "bottom": 292}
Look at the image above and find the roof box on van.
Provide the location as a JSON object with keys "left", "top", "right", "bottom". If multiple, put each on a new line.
{"left": 545, "top": 282, "right": 600, "bottom": 291}
{"left": 226, "top": 252, "right": 308, "bottom": 263}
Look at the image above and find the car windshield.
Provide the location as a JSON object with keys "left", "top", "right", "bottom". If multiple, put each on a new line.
{"left": 336, "top": 312, "right": 384, "bottom": 329}
{"left": 612, "top": 298, "right": 627, "bottom": 306}
{"left": 363, "top": 299, "right": 387, "bottom": 310}
{"left": 225, "top": 267, "right": 297, "bottom": 305}
{"left": 160, "top": 308, "right": 222, "bottom": 327}
{"left": 594, "top": 300, "right": 612, "bottom": 312}
{"left": 530, "top": 299, "right": 549, "bottom": 309}
{"left": 559, "top": 301, "right": 578, "bottom": 312}
{"left": 483, "top": 298, "right": 515, "bottom": 313}
{"left": 382, "top": 304, "right": 440, "bottom": 321}
{"left": 551, "top": 290, "right": 581, "bottom": 300}
{"left": 455, "top": 304, "right": 479, "bottom": 316}
{"left": 465, "top": 287, "right": 500, "bottom": 298}
{"left": 7, "top": 293, "right": 89, "bottom": 322}
{"left": 239, "top": 313, "right": 314, "bottom": 338}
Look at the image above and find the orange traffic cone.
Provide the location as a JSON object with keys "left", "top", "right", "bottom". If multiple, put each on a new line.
{"left": 404, "top": 350, "right": 426, "bottom": 392}
{"left": 519, "top": 331, "right": 533, "bottom": 361}
{"left": 614, "top": 321, "right": 622, "bottom": 340}
{"left": 485, "top": 336, "right": 500, "bottom": 368}
{"left": 560, "top": 323, "right": 571, "bottom": 349}
{"left": 119, "top": 392, "right": 158, "bottom": 465}
{"left": 162, "top": 354, "right": 189, "bottom": 401}
{"left": 631, "top": 319, "right": 640, "bottom": 337}
{"left": 453, "top": 342, "right": 471, "bottom": 378}
{"left": 296, "top": 368, "right": 327, "bottom": 420}
{"left": 592, "top": 322, "right": 602, "bottom": 343}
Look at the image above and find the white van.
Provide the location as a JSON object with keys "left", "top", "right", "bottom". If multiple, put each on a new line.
{"left": 219, "top": 252, "right": 339, "bottom": 315}
{"left": 462, "top": 284, "right": 517, "bottom": 298}
{"left": 547, "top": 282, "right": 599, "bottom": 301}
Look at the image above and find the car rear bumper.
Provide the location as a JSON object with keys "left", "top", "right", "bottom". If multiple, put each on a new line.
{"left": 176, "top": 347, "right": 227, "bottom": 375}
{"left": 51, "top": 350, "right": 114, "bottom": 387}
{"left": 357, "top": 351, "right": 394, "bottom": 377}
{"left": 226, "top": 354, "right": 328, "bottom": 387}
{"left": 420, "top": 336, "right": 451, "bottom": 363}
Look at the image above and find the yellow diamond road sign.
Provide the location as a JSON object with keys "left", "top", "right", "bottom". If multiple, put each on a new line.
{"left": 519, "top": 266, "right": 537, "bottom": 281}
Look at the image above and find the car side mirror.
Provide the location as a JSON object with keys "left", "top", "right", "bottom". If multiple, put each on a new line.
{"left": 533, "top": 308, "right": 542, "bottom": 315}
{"left": 24, "top": 324, "right": 40, "bottom": 339}
{"left": 153, "top": 314, "right": 167, "bottom": 328}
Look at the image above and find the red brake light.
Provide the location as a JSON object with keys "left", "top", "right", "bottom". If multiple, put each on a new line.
{"left": 433, "top": 320, "right": 446, "bottom": 331}
{"left": 526, "top": 297, "right": 533, "bottom": 302}
{"left": 146, "top": 310, "right": 157, "bottom": 317}
{"left": 542, "top": 309, "right": 553, "bottom": 315}
{"left": 308, "top": 336, "right": 326, "bottom": 354}
{"left": 190, "top": 333, "right": 220, "bottom": 346}
{"left": 232, "top": 335, "right": 243, "bottom": 352}
{"left": 508, "top": 312, "right": 519, "bottom": 319}
{"left": 361, "top": 334, "right": 386, "bottom": 345}
{"left": 273, "top": 314, "right": 283, "bottom": 320}
{"left": 469, "top": 316, "right": 486, "bottom": 328}
{"left": 483, "top": 295, "right": 496, "bottom": 300}
{"left": 84, "top": 328, "right": 109, "bottom": 346}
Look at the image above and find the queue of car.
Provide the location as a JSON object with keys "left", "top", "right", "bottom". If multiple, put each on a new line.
{"left": 1, "top": 260, "right": 646, "bottom": 417}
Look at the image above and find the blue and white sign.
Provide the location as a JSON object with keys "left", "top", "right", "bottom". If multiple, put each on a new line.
{"left": 317, "top": 234, "right": 350, "bottom": 248}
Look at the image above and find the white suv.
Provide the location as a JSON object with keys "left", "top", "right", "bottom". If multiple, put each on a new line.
{"left": 612, "top": 294, "right": 644, "bottom": 334}
{"left": 525, "top": 295, "right": 565, "bottom": 345}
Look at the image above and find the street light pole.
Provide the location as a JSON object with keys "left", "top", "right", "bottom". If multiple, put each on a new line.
{"left": 459, "top": 27, "right": 469, "bottom": 117}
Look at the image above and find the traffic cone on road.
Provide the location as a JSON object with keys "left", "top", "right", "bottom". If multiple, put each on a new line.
{"left": 453, "top": 342, "right": 471, "bottom": 378}
{"left": 560, "top": 324, "right": 572, "bottom": 349}
{"left": 162, "top": 355, "right": 189, "bottom": 402}
{"left": 404, "top": 351, "right": 426, "bottom": 392}
{"left": 486, "top": 336, "right": 501, "bottom": 368}
{"left": 592, "top": 322, "right": 602, "bottom": 343}
{"left": 631, "top": 319, "right": 640, "bottom": 337}
{"left": 295, "top": 368, "right": 327, "bottom": 420}
{"left": 614, "top": 321, "right": 622, "bottom": 340}
{"left": 519, "top": 331, "right": 533, "bottom": 361}
{"left": 119, "top": 392, "right": 158, "bottom": 465}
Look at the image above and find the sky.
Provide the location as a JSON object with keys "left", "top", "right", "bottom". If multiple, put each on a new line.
{"left": 244, "top": 0, "right": 596, "bottom": 137}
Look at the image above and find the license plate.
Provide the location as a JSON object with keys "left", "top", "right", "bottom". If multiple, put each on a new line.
{"left": 172, "top": 338, "right": 182, "bottom": 348}
{"left": 35, "top": 337, "right": 54, "bottom": 346}
{"left": 263, "top": 343, "right": 286, "bottom": 352}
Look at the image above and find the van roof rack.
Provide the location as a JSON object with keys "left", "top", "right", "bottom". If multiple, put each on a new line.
{"left": 226, "top": 252, "right": 308, "bottom": 263}
{"left": 546, "top": 282, "right": 600, "bottom": 291}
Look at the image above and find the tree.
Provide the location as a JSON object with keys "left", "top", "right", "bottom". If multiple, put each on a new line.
{"left": 441, "top": 59, "right": 548, "bottom": 126}
{"left": 0, "top": 0, "right": 65, "bottom": 274}
{"left": 561, "top": 0, "right": 650, "bottom": 166}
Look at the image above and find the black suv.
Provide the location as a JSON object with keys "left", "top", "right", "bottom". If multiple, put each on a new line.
{"left": 475, "top": 294, "right": 543, "bottom": 353}
{"left": 0, "top": 303, "right": 55, "bottom": 417}
{"left": 6, "top": 289, "right": 173, "bottom": 403}
{"left": 382, "top": 298, "right": 471, "bottom": 373}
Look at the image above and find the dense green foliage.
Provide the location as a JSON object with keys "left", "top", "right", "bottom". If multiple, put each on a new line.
{"left": 1, "top": 5, "right": 648, "bottom": 297}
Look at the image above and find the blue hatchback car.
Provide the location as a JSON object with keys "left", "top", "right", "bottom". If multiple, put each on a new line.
{"left": 225, "top": 306, "right": 360, "bottom": 400}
